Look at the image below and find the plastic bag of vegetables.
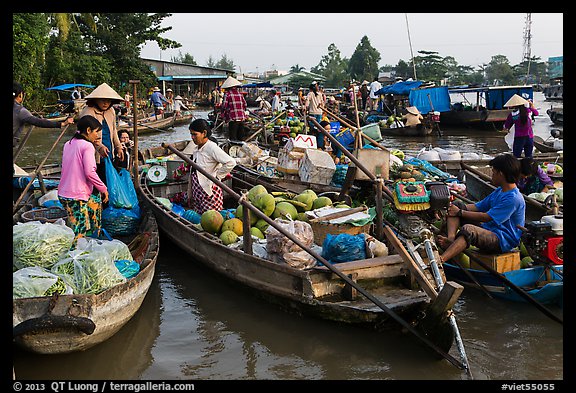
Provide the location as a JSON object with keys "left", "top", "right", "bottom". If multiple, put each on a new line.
{"left": 13, "top": 221, "right": 75, "bottom": 271}
{"left": 13, "top": 266, "right": 73, "bottom": 299}
{"left": 75, "top": 237, "right": 133, "bottom": 262}
{"left": 554, "top": 188, "right": 563, "bottom": 203}
{"left": 51, "top": 248, "right": 126, "bottom": 294}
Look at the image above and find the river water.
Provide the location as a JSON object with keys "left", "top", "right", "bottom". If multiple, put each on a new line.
{"left": 13, "top": 92, "right": 565, "bottom": 382}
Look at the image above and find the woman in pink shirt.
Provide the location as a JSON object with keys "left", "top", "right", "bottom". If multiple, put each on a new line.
{"left": 58, "top": 115, "right": 109, "bottom": 244}
{"left": 503, "top": 94, "right": 539, "bottom": 158}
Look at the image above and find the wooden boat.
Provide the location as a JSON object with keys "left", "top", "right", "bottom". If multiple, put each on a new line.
{"left": 138, "top": 159, "right": 463, "bottom": 358}
{"left": 117, "top": 113, "right": 175, "bottom": 134}
{"left": 379, "top": 123, "right": 433, "bottom": 136}
{"left": 440, "top": 85, "right": 533, "bottom": 130}
{"left": 12, "top": 169, "right": 160, "bottom": 354}
{"left": 461, "top": 163, "right": 562, "bottom": 221}
{"left": 546, "top": 108, "right": 563, "bottom": 125}
{"left": 533, "top": 135, "right": 562, "bottom": 153}
{"left": 443, "top": 263, "right": 563, "bottom": 307}
{"left": 164, "top": 110, "right": 195, "bottom": 127}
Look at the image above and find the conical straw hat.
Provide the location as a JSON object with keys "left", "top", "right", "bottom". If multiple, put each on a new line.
{"left": 504, "top": 94, "right": 529, "bottom": 108}
{"left": 84, "top": 83, "right": 124, "bottom": 102}
{"left": 406, "top": 106, "right": 421, "bottom": 115}
{"left": 221, "top": 76, "right": 242, "bottom": 89}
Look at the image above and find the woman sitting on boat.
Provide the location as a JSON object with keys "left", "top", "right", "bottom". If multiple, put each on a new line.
{"left": 517, "top": 157, "right": 554, "bottom": 195}
{"left": 181, "top": 119, "right": 236, "bottom": 214}
{"left": 402, "top": 106, "right": 424, "bottom": 127}
{"left": 436, "top": 154, "right": 526, "bottom": 263}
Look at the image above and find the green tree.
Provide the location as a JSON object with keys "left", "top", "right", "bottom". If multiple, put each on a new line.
{"left": 290, "top": 64, "right": 306, "bottom": 73}
{"left": 13, "top": 13, "right": 52, "bottom": 110}
{"left": 311, "top": 43, "right": 349, "bottom": 88}
{"left": 215, "top": 54, "right": 235, "bottom": 71}
{"left": 393, "top": 60, "right": 411, "bottom": 80}
{"left": 411, "top": 50, "right": 446, "bottom": 83}
{"left": 172, "top": 50, "right": 197, "bottom": 65}
{"left": 348, "top": 36, "right": 380, "bottom": 82}
{"left": 485, "top": 55, "right": 515, "bottom": 85}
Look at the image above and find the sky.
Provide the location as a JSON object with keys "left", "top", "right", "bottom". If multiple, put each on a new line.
{"left": 140, "top": 13, "right": 563, "bottom": 74}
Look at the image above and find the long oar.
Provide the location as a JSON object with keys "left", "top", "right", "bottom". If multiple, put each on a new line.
{"left": 13, "top": 124, "right": 71, "bottom": 214}
{"left": 245, "top": 110, "right": 286, "bottom": 142}
{"left": 13, "top": 125, "right": 35, "bottom": 164}
{"left": 162, "top": 142, "right": 467, "bottom": 371}
{"left": 462, "top": 249, "right": 563, "bottom": 325}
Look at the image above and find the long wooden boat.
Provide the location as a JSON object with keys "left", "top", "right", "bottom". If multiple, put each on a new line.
{"left": 533, "top": 135, "right": 562, "bottom": 153}
{"left": 461, "top": 163, "right": 562, "bottom": 221}
{"left": 118, "top": 114, "right": 175, "bottom": 134}
{"left": 546, "top": 108, "right": 563, "bottom": 125}
{"left": 13, "top": 177, "right": 160, "bottom": 354}
{"left": 138, "top": 166, "right": 461, "bottom": 356}
{"left": 443, "top": 263, "right": 563, "bottom": 307}
{"left": 379, "top": 123, "right": 433, "bottom": 137}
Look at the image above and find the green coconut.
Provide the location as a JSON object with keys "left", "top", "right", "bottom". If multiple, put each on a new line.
{"left": 247, "top": 184, "right": 268, "bottom": 204}
{"left": 220, "top": 230, "right": 239, "bottom": 245}
{"left": 200, "top": 209, "right": 224, "bottom": 234}
{"left": 250, "top": 227, "right": 265, "bottom": 239}
{"left": 293, "top": 192, "right": 316, "bottom": 212}
{"left": 253, "top": 192, "right": 276, "bottom": 217}
{"left": 312, "top": 196, "right": 333, "bottom": 210}
{"left": 296, "top": 212, "right": 309, "bottom": 222}
{"left": 236, "top": 204, "right": 258, "bottom": 226}
{"left": 255, "top": 219, "right": 270, "bottom": 234}
{"left": 273, "top": 201, "right": 298, "bottom": 220}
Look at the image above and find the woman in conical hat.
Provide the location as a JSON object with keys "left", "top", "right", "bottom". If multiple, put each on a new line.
{"left": 403, "top": 106, "right": 424, "bottom": 127}
{"left": 221, "top": 76, "right": 242, "bottom": 89}
{"left": 502, "top": 93, "right": 538, "bottom": 158}
{"left": 79, "top": 82, "right": 125, "bottom": 187}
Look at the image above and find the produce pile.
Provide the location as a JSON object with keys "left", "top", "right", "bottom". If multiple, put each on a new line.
{"left": 13, "top": 221, "right": 136, "bottom": 298}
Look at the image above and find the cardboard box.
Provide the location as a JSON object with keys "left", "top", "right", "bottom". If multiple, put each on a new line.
{"left": 469, "top": 251, "right": 521, "bottom": 273}
{"left": 299, "top": 149, "right": 336, "bottom": 185}
{"left": 277, "top": 149, "right": 305, "bottom": 174}
{"left": 350, "top": 147, "right": 390, "bottom": 181}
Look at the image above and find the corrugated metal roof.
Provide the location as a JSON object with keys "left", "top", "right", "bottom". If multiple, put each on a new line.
{"left": 158, "top": 75, "right": 228, "bottom": 81}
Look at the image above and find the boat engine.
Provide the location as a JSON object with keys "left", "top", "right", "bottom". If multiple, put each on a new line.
{"left": 522, "top": 215, "right": 563, "bottom": 265}
{"left": 550, "top": 128, "right": 563, "bottom": 139}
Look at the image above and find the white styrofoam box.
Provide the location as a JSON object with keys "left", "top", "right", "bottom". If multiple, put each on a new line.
{"left": 298, "top": 149, "right": 336, "bottom": 185}
{"left": 277, "top": 148, "right": 305, "bottom": 174}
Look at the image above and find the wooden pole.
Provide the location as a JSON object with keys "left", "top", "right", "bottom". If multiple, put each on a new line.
{"left": 13, "top": 124, "right": 71, "bottom": 214}
{"left": 245, "top": 110, "right": 286, "bottom": 142}
{"left": 162, "top": 142, "right": 467, "bottom": 371}
{"left": 130, "top": 80, "right": 140, "bottom": 189}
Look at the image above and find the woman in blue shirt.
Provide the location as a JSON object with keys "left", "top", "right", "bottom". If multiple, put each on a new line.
{"left": 437, "top": 154, "right": 526, "bottom": 262}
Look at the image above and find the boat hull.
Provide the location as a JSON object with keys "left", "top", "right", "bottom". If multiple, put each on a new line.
{"left": 443, "top": 263, "right": 563, "bottom": 306}
{"left": 13, "top": 202, "right": 160, "bottom": 354}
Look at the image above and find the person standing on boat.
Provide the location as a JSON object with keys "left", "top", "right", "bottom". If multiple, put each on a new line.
{"left": 13, "top": 81, "right": 74, "bottom": 148}
{"left": 114, "top": 129, "right": 134, "bottom": 171}
{"left": 436, "top": 153, "right": 525, "bottom": 263}
{"left": 360, "top": 81, "right": 369, "bottom": 110}
{"left": 517, "top": 157, "right": 554, "bottom": 195}
{"left": 149, "top": 87, "right": 169, "bottom": 117}
{"left": 79, "top": 82, "right": 125, "bottom": 187}
{"left": 220, "top": 76, "right": 248, "bottom": 141}
{"left": 58, "top": 115, "right": 109, "bottom": 245}
{"left": 181, "top": 118, "right": 236, "bottom": 214}
{"left": 173, "top": 95, "right": 189, "bottom": 117}
{"left": 305, "top": 81, "right": 325, "bottom": 149}
{"left": 368, "top": 77, "right": 382, "bottom": 111}
{"left": 271, "top": 90, "right": 282, "bottom": 113}
{"left": 502, "top": 94, "right": 539, "bottom": 158}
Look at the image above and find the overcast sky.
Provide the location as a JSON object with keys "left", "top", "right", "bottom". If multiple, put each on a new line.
{"left": 140, "top": 13, "right": 563, "bottom": 74}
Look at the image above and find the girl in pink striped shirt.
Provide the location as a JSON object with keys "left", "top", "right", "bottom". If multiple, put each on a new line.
{"left": 58, "top": 115, "right": 109, "bottom": 243}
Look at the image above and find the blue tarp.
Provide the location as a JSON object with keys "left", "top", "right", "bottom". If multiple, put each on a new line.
{"left": 486, "top": 87, "right": 533, "bottom": 110}
{"left": 409, "top": 86, "right": 451, "bottom": 113}
{"left": 375, "top": 81, "right": 423, "bottom": 96}
{"left": 45, "top": 83, "right": 95, "bottom": 91}
{"left": 241, "top": 82, "right": 274, "bottom": 88}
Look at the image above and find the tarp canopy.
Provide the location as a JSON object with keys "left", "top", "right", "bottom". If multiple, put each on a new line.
{"left": 241, "top": 82, "right": 274, "bottom": 88}
{"left": 409, "top": 86, "right": 451, "bottom": 113}
{"left": 375, "top": 81, "right": 423, "bottom": 95}
{"left": 45, "top": 83, "right": 95, "bottom": 91}
{"left": 448, "top": 85, "right": 533, "bottom": 110}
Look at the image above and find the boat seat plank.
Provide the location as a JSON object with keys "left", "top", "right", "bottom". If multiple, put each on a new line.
{"left": 311, "top": 254, "right": 404, "bottom": 273}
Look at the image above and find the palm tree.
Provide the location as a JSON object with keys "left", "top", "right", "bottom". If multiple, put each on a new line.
{"left": 290, "top": 64, "right": 306, "bottom": 73}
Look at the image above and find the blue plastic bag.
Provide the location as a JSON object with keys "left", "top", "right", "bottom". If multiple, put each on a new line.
{"left": 104, "top": 157, "right": 138, "bottom": 209}
{"left": 172, "top": 203, "right": 186, "bottom": 216}
{"left": 182, "top": 209, "right": 201, "bottom": 224}
{"left": 321, "top": 233, "right": 366, "bottom": 264}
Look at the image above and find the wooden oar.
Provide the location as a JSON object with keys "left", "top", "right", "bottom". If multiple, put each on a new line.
{"left": 462, "top": 249, "right": 563, "bottom": 325}
{"left": 245, "top": 110, "right": 286, "bottom": 142}
{"left": 162, "top": 142, "right": 468, "bottom": 371}
{"left": 13, "top": 124, "right": 72, "bottom": 214}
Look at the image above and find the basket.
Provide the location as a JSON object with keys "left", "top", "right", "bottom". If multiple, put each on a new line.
{"left": 310, "top": 220, "right": 371, "bottom": 246}
{"left": 21, "top": 207, "right": 68, "bottom": 224}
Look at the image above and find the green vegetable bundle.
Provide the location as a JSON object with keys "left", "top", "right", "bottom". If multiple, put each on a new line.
{"left": 76, "top": 237, "right": 133, "bottom": 262}
{"left": 13, "top": 221, "right": 75, "bottom": 270}
{"left": 13, "top": 266, "right": 73, "bottom": 299}
{"left": 51, "top": 249, "right": 126, "bottom": 295}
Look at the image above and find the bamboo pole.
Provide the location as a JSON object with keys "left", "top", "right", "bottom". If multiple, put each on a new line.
{"left": 245, "top": 110, "right": 286, "bottom": 142}
{"left": 162, "top": 142, "right": 467, "bottom": 371}
{"left": 13, "top": 124, "right": 72, "bottom": 214}
{"left": 130, "top": 80, "right": 140, "bottom": 189}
